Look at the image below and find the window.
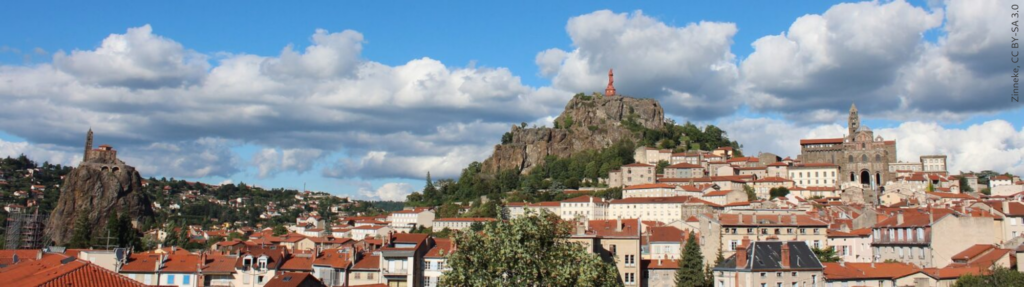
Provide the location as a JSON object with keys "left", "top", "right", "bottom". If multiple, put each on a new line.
{"left": 791, "top": 272, "right": 797, "bottom": 277}
{"left": 625, "top": 273, "right": 636, "bottom": 285}
{"left": 355, "top": 273, "right": 361, "bottom": 279}
{"left": 258, "top": 276, "right": 265, "bottom": 284}
{"left": 166, "top": 275, "right": 174, "bottom": 285}
{"left": 183, "top": 275, "right": 190, "bottom": 285}
{"left": 777, "top": 272, "right": 783, "bottom": 277}
{"left": 731, "top": 240, "right": 738, "bottom": 251}
{"left": 761, "top": 272, "right": 767, "bottom": 278}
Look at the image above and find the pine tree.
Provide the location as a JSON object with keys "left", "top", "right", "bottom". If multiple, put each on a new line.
{"left": 68, "top": 211, "right": 92, "bottom": 248}
{"left": 675, "top": 231, "right": 706, "bottom": 287}
{"left": 423, "top": 172, "right": 438, "bottom": 200}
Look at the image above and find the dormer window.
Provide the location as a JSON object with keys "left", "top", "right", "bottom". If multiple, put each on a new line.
{"left": 258, "top": 255, "right": 269, "bottom": 270}
{"left": 242, "top": 255, "right": 253, "bottom": 270}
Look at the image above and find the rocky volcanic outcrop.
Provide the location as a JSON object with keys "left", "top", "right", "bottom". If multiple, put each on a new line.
{"left": 45, "top": 157, "right": 153, "bottom": 246}
{"left": 482, "top": 94, "right": 665, "bottom": 174}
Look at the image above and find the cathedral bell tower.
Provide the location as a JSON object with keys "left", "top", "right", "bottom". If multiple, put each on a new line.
{"left": 848, "top": 103, "right": 859, "bottom": 138}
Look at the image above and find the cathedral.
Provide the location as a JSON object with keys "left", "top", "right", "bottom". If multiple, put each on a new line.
{"left": 798, "top": 104, "right": 897, "bottom": 187}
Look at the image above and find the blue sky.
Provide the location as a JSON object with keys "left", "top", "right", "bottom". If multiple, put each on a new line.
{"left": 1, "top": 0, "right": 1021, "bottom": 200}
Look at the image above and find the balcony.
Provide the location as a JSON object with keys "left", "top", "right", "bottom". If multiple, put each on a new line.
{"left": 383, "top": 268, "right": 409, "bottom": 276}
{"left": 873, "top": 235, "right": 930, "bottom": 245}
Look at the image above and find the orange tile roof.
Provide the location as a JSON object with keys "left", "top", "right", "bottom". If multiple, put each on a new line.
{"left": 265, "top": 272, "right": 321, "bottom": 287}
{"left": 119, "top": 252, "right": 161, "bottom": 273}
{"left": 425, "top": 238, "right": 453, "bottom": 258}
{"left": 434, "top": 217, "right": 497, "bottom": 222}
{"left": 586, "top": 218, "right": 640, "bottom": 238}
{"left": 951, "top": 244, "right": 996, "bottom": 261}
{"left": 0, "top": 253, "right": 146, "bottom": 287}
{"left": 624, "top": 183, "right": 676, "bottom": 190}
{"left": 160, "top": 250, "right": 201, "bottom": 273}
{"left": 611, "top": 196, "right": 720, "bottom": 207}
{"left": 202, "top": 254, "right": 238, "bottom": 274}
{"left": 312, "top": 249, "right": 354, "bottom": 269}
{"left": 351, "top": 254, "right": 379, "bottom": 270}
{"left": 718, "top": 213, "right": 827, "bottom": 227}
{"left": 822, "top": 262, "right": 921, "bottom": 280}
{"left": 667, "top": 163, "right": 702, "bottom": 169}
{"left": 875, "top": 208, "right": 955, "bottom": 228}
{"left": 704, "top": 189, "right": 735, "bottom": 196}
{"left": 642, "top": 259, "right": 680, "bottom": 269}
{"left": 279, "top": 255, "right": 314, "bottom": 271}
{"left": 622, "top": 163, "right": 654, "bottom": 167}
{"left": 645, "top": 225, "right": 687, "bottom": 243}
{"left": 561, "top": 195, "right": 605, "bottom": 203}
{"left": 800, "top": 138, "right": 843, "bottom": 145}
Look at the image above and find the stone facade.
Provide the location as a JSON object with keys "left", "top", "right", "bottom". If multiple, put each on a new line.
{"left": 799, "top": 104, "right": 897, "bottom": 188}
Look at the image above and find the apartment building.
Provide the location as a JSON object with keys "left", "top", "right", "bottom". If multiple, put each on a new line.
{"left": 713, "top": 240, "right": 824, "bottom": 287}
{"left": 871, "top": 208, "right": 996, "bottom": 268}
{"left": 718, "top": 213, "right": 829, "bottom": 258}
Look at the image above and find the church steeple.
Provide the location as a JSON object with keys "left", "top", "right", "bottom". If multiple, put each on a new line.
{"left": 84, "top": 128, "right": 93, "bottom": 161}
{"left": 848, "top": 103, "right": 860, "bottom": 137}
{"left": 605, "top": 69, "right": 616, "bottom": 97}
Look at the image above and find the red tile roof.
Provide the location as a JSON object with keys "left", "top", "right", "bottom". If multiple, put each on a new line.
{"left": 624, "top": 183, "right": 675, "bottom": 190}
{"left": 642, "top": 259, "right": 680, "bottom": 269}
{"left": 0, "top": 253, "right": 146, "bottom": 287}
{"left": 667, "top": 163, "right": 702, "bottom": 169}
{"left": 265, "top": 272, "right": 323, "bottom": 287}
{"left": 351, "top": 254, "right": 379, "bottom": 270}
{"left": 800, "top": 138, "right": 843, "bottom": 145}
{"left": 822, "top": 262, "right": 921, "bottom": 280}
{"left": 312, "top": 249, "right": 354, "bottom": 269}
{"left": 611, "top": 196, "right": 719, "bottom": 207}
{"left": 425, "top": 238, "right": 453, "bottom": 258}
{"left": 718, "top": 214, "right": 828, "bottom": 227}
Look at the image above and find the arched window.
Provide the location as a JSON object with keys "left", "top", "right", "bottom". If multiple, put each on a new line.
{"left": 848, "top": 155, "right": 854, "bottom": 163}
{"left": 875, "top": 154, "right": 881, "bottom": 162}
{"left": 861, "top": 155, "right": 868, "bottom": 162}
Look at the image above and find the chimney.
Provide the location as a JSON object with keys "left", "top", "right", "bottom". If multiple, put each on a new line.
{"left": 736, "top": 237, "right": 750, "bottom": 268}
{"left": 896, "top": 211, "right": 904, "bottom": 225}
{"left": 1003, "top": 201, "right": 1010, "bottom": 214}
{"left": 615, "top": 217, "right": 623, "bottom": 232}
{"left": 739, "top": 214, "right": 744, "bottom": 224}
{"left": 753, "top": 214, "right": 758, "bottom": 223}
{"left": 790, "top": 214, "right": 797, "bottom": 225}
{"left": 781, "top": 243, "right": 791, "bottom": 268}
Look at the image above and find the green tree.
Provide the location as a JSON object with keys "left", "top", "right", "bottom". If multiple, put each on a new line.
{"left": 675, "top": 231, "right": 706, "bottom": 287}
{"left": 812, "top": 247, "right": 840, "bottom": 263}
{"left": 272, "top": 225, "right": 288, "bottom": 236}
{"left": 656, "top": 160, "right": 670, "bottom": 175}
{"left": 69, "top": 211, "right": 93, "bottom": 248}
{"left": 927, "top": 182, "right": 935, "bottom": 192}
{"left": 437, "top": 203, "right": 460, "bottom": 218}
{"left": 769, "top": 187, "right": 790, "bottom": 199}
{"left": 959, "top": 176, "right": 974, "bottom": 193}
{"left": 743, "top": 185, "right": 757, "bottom": 201}
{"left": 952, "top": 266, "right": 1024, "bottom": 287}
{"left": 440, "top": 211, "right": 620, "bottom": 286}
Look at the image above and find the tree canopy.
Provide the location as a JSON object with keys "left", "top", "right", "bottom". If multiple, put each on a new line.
{"left": 441, "top": 211, "right": 621, "bottom": 287}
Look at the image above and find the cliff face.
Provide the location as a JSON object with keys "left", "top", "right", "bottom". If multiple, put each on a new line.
{"left": 45, "top": 158, "right": 153, "bottom": 245}
{"left": 482, "top": 95, "right": 664, "bottom": 174}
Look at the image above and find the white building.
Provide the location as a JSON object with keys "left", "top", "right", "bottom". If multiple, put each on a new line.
{"left": 560, "top": 195, "right": 609, "bottom": 221}
{"left": 387, "top": 208, "right": 435, "bottom": 232}
{"left": 789, "top": 163, "right": 839, "bottom": 188}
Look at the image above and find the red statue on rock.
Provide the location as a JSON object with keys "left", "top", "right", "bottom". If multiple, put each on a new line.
{"left": 605, "top": 69, "right": 616, "bottom": 97}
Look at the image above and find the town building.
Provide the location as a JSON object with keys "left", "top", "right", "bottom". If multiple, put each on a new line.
{"left": 713, "top": 240, "right": 824, "bottom": 287}
{"left": 799, "top": 104, "right": 897, "bottom": 188}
